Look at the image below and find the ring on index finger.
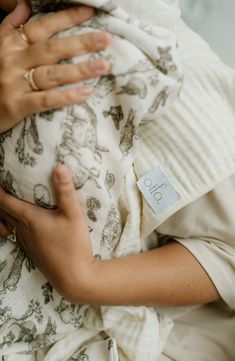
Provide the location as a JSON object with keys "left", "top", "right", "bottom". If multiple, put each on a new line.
{"left": 17, "top": 24, "right": 29, "bottom": 44}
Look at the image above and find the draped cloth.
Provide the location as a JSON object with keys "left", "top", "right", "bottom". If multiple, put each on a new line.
{"left": 0, "top": 0, "right": 182, "bottom": 360}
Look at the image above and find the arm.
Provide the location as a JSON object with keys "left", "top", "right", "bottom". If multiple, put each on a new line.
{"left": 0, "top": 165, "right": 219, "bottom": 307}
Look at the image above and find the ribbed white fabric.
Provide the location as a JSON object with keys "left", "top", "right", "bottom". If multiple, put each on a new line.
{"left": 136, "top": 21, "right": 235, "bottom": 238}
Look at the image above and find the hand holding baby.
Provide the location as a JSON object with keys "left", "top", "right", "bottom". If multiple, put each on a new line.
{"left": 0, "top": 1, "right": 110, "bottom": 133}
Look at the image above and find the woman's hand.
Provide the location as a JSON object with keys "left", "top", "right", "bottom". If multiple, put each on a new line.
{"left": 0, "top": 164, "right": 94, "bottom": 299}
{"left": 0, "top": 1, "right": 111, "bottom": 133}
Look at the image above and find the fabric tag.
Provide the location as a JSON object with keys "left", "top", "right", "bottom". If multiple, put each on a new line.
{"left": 137, "top": 166, "right": 180, "bottom": 215}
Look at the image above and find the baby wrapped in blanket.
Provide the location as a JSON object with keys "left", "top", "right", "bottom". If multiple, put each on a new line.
{"left": 0, "top": 0, "right": 182, "bottom": 358}
{"left": 0, "top": 0, "right": 182, "bottom": 258}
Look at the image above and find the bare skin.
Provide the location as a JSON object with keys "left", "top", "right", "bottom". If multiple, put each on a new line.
{"left": 0, "top": 1, "right": 111, "bottom": 133}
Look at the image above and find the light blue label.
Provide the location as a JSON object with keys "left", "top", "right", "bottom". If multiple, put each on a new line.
{"left": 137, "top": 166, "right": 180, "bottom": 214}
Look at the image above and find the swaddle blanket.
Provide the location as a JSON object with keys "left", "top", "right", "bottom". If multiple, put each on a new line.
{"left": 0, "top": 0, "right": 181, "bottom": 258}
{"left": 0, "top": 0, "right": 182, "bottom": 359}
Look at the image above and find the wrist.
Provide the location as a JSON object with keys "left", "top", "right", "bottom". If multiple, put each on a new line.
{"left": 57, "top": 258, "right": 98, "bottom": 304}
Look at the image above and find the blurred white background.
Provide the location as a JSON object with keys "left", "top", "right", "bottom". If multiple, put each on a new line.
{"left": 179, "top": 0, "right": 235, "bottom": 68}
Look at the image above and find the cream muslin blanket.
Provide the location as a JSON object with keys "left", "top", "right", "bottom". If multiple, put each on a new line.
{"left": 0, "top": 0, "right": 181, "bottom": 257}
{"left": 0, "top": 0, "right": 181, "bottom": 360}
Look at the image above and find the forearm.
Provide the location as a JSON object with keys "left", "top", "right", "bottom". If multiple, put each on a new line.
{"left": 69, "top": 241, "right": 220, "bottom": 306}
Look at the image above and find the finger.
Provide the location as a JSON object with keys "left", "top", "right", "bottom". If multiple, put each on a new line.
{"left": 52, "top": 164, "right": 82, "bottom": 219}
{"left": 0, "top": 1, "right": 31, "bottom": 39}
{"left": 18, "top": 86, "right": 93, "bottom": 116}
{"left": 32, "top": 58, "right": 110, "bottom": 90}
{"left": 0, "top": 186, "right": 34, "bottom": 223}
{"left": 23, "top": 31, "right": 111, "bottom": 68}
{"left": 22, "top": 6, "right": 94, "bottom": 44}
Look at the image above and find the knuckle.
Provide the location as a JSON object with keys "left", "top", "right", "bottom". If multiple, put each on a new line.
{"left": 22, "top": 23, "right": 35, "bottom": 43}
{"left": 82, "top": 33, "right": 95, "bottom": 51}
{"left": 63, "top": 91, "right": 76, "bottom": 104}
{"left": 35, "top": 16, "right": 55, "bottom": 38}
{"left": 84, "top": 32, "right": 109, "bottom": 51}
{"left": 45, "top": 66, "right": 58, "bottom": 82}
{"left": 45, "top": 39, "right": 58, "bottom": 54}
{"left": 45, "top": 39, "right": 67, "bottom": 60}
{"left": 37, "top": 15, "right": 47, "bottom": 28}
{"left": 41, "top": 88, "right": 80, "bottom": 110}
{"left": 39, "top": 93, "right": 53, "bottom": 109}
{"left": 24, "top": 17, "right": 51, "bottom": 44}
{"left": 64, "top": 7, "right": 80, "bottom": 23}
{"left": 62, "top": 6, "right": 93, "bottom": 25}
{"left": 76, "top": 64, "right": 88, "bottom": 79}
{"left": 39, "top": 91, "right": 65, "bottom": 109}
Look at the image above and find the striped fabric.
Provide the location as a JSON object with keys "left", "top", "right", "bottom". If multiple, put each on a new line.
{"left": 136, "top": 20, "right": 235, "bottom": 238}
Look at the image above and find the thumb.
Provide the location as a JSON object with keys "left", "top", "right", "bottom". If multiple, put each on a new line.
{"left": 0, "top": 1, "right": 31, "bottom": 38}
{"left": 52, "top": 164, "right": 82, "bottom": 219}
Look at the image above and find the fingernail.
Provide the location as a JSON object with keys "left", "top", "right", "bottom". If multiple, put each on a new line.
{"left": 90, "top": 59, "right": 110, "bottom": 74}
{"left": 94, "top": 32, "right": 108, "bottom": 46}
{"left": 79, "top": 86, "right": 93, "bottom": 96}
{"left": 56, "top": 164, "right": 71, "bottom": 184}
{"left": 79, "top": 6, "right": 94, "bottom": 16}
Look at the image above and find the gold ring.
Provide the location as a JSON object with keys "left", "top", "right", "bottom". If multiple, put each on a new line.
{"left": 24, "top": 68, "right": 40, "bottom": 91}
{"left": 18, "top": 24, "right": 29, "bottom": 43}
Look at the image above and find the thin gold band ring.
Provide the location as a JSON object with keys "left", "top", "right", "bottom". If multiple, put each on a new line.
{"left": 24, "top": 68, "right": 40, "bottom": 91}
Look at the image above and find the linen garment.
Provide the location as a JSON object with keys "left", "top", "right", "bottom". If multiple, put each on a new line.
{"left": 136, "top": 16, "right": 235, "bottom": 361}
{"left": 156, "top": 175, "right": 235, "bottom": 361}
{"left": 0, "top": 0, "right": 181, "bottom": 359}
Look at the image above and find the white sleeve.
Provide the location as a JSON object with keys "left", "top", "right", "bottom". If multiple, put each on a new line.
{"left": 176, "top": 238, "right": 235, "bottom": 309}
{"left": 157, "top": 174, "right": 235, "bottom": 310}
